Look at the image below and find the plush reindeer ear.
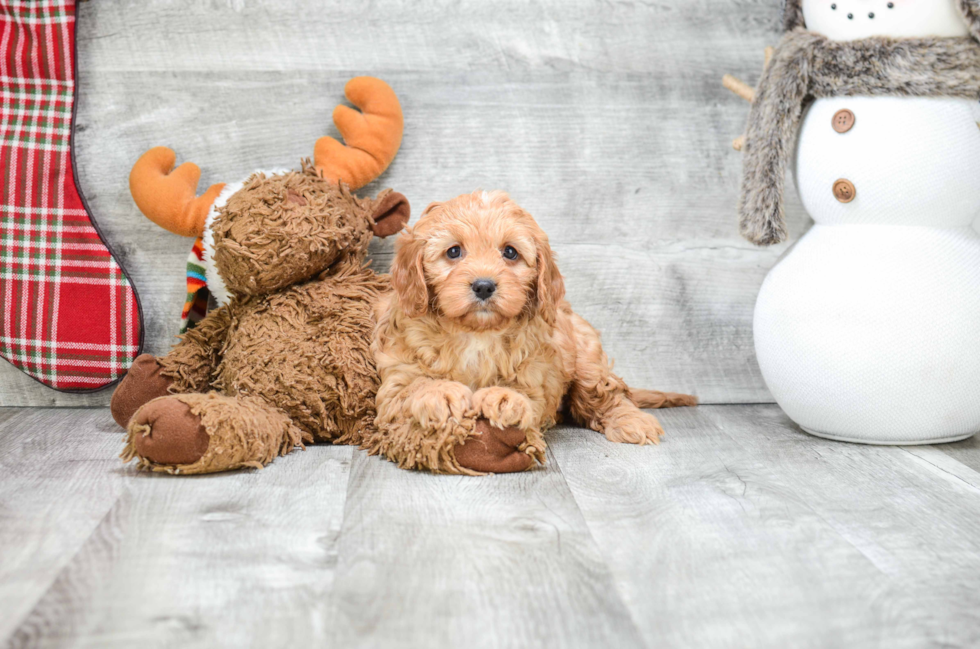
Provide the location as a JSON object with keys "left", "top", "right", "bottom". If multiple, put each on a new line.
{"left": 535, "top": 235, "right": 565, "bottom": 325}
{"left": 371, "top": 191, "right": 410, "bottom": 238}
{"left": 391, "top": 228, "right": 429, "bottom": 317}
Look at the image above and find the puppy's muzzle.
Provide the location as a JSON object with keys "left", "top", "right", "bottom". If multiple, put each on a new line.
{"left": 471, "top": 279, "right": 496, "bottom": 301}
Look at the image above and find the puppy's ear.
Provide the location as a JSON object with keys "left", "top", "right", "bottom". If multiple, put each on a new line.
{"left": 535, "top": 235, "right": 565, "bottom": 325}
{"left": 419, "top": 200, "right": 442, "bottom": 220}
{"left": 391, "top": 227, "right": 429, "bottom": 317}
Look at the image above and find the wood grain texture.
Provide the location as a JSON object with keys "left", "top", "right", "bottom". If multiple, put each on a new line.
{"left": 1, "top": 408, "right": 353, "bottom": 648}
{"left": 326, "top": 447, "right": 644, "bottom": 649}
{"left": 0, "top": 409, "right": 125, "bottom": 643}
{"left": 549, "top": 406, "right": 980, "bottom": 649}
{"left": 936, "top": 433, "right": 980, "bottom": 475}
{"left": 5, "top": 405, "right": 980, "bottom": 647}
{"left": 0, "top": 0, "right": 807, "bottom": 405}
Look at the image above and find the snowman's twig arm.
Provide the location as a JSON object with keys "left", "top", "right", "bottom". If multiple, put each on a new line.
{"left": 722, "top": 77, "right": 751, "bottom": 150}
{"left": 723, "top": 75, "right": 755, "bottom": 102}
{"left": 723, "top": 48, "right": 775, "bottom": 151}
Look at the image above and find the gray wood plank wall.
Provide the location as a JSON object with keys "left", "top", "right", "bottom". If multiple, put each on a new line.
{"left": 0, "top": 0, "right": 808, "bottom": 406}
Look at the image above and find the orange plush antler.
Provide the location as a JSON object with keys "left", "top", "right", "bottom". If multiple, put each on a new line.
{"left": 315, "top": 77, "right": 403, "bottom": 191}
{"left": 129, "top": 147, "right": 225, "bottom": 237}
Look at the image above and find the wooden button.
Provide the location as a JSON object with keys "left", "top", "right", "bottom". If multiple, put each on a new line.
{"left": 833, "top": 178, "right": 856, "bottom": 203}
{"left": 832, "top": 109, "right": 855, "bottom": 133}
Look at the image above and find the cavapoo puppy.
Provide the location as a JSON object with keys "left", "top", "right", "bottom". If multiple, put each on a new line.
{"left": 368, "top": 190, "right": 696, "bottom": 475}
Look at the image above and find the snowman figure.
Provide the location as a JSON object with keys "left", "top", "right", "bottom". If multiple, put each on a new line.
{"left": 726, "top": 0, "right": 980, "bottom": 443}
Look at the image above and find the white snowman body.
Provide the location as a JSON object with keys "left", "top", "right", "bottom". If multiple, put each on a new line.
{"left": 753, "top": 0, "right": 980, "bottom": 443}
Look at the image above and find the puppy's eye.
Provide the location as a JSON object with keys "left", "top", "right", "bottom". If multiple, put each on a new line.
{"left": 502, "top": 245, "right": 519, "bottom": 261}
{"left": 446, "top": 245, "right": 462, "bottom": 260}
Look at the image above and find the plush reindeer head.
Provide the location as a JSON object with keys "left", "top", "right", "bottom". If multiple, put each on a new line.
{"left": 129, "top": 77, "right": 410, "bottom": 306}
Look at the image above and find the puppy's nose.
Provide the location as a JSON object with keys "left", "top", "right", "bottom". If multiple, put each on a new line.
{"left": 471, "top": 279, "right": 496, "bottom": 301}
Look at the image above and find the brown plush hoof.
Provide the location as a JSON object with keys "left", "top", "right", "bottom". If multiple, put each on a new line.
{"left": 129, "top": 397, "right": 210, "bottom": 466}
{"left": 110, "top": 354, "right": 173, "bottom": 428}
{"left": 454, "top": 419, "right": 535, "bottom": 474}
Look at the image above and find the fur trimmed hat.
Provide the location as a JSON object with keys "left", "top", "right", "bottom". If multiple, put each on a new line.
{"left": 781, "top": 0, "right": 980, "bottom": 39}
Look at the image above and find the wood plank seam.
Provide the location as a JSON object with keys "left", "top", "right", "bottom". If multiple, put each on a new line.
{"left": 901, "top": 446, "right": 980, "bottom": 495}
{"left": 4, "top": 495, "right": 123, "bottom": 642}
{"left": 543, "top": 441, "right": 651, "bottom": 646}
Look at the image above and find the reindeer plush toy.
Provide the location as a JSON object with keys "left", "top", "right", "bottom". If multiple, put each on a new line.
{"left": 110, "top": 77, "right": 411, "bottom": 474}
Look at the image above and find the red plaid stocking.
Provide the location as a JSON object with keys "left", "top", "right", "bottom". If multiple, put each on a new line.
{"left": 0, "top": 0, "right": 142, "bottom": 391}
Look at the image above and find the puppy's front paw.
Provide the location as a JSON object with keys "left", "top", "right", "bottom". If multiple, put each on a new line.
{"left": 603, "top": 408, "right": 665, "bottom": 445}
{"left": 408, "top": 380, "right": 474, "bottom": 429}
{"left": 472, "top": 387, "right": 535, "bottom": 430}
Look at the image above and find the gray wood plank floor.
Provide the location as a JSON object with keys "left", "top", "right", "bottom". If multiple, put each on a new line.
{"left": 3, "top": 405, "right": 980, "bottom": 648}
{"left": 1, "top": 0, "right": 803, "bottom": 406}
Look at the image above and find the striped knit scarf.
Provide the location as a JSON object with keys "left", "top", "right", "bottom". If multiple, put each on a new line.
{"left": 180, "top": 237, "right": 209, "bottom": 333}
